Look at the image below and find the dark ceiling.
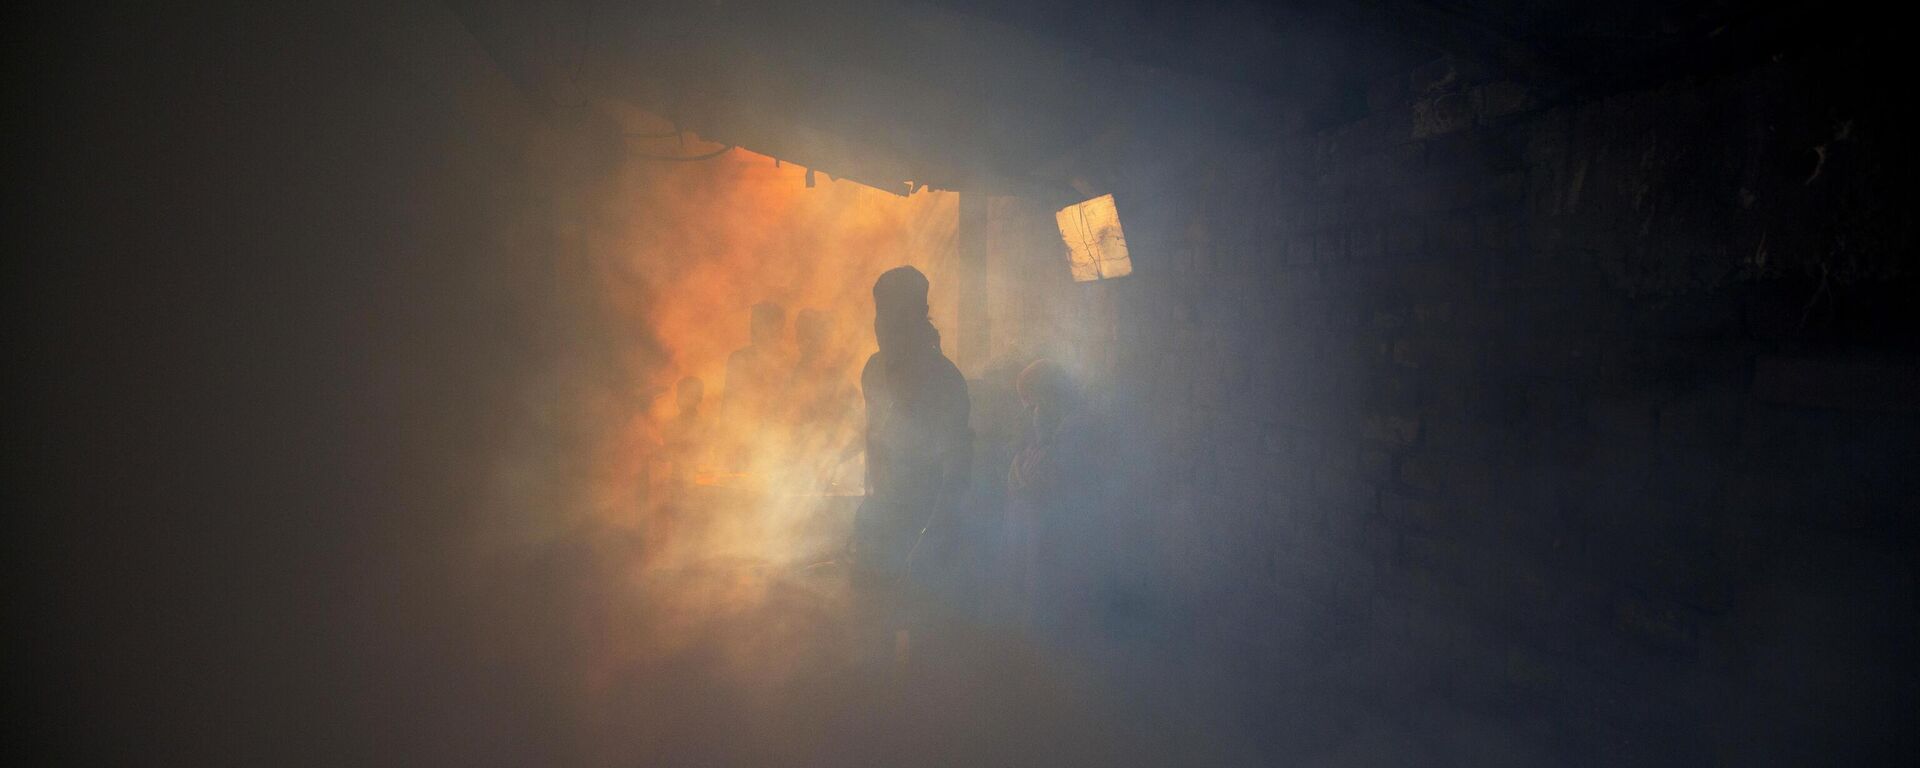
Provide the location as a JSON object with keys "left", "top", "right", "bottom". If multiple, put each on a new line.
{"left": 926, "top": 0, "right": 1825, "bottom": 95}
{"left": 449, "top": 0, "right": 1842, "bottom": 200}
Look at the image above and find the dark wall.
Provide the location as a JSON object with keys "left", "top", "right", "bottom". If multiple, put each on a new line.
{"left": 6, "top": 3, "right": 608, "bottom": 764}
{"left": 1107, "top": 33, "right": 1918, "bottom": 765}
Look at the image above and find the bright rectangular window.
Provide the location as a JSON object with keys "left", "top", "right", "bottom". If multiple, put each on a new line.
{"left": 1055, "top": 193, "right": 1133, "bottom": 281}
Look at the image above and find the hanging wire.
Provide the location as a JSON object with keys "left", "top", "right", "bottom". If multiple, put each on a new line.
{"left": 629, "top": 144, "right": 737, "bottom": 162}
{"left": 546, "top": 1, "right": 597, "bottom": 109}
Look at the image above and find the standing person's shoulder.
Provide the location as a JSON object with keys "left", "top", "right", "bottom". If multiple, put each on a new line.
{"left": 725, "top": 345, "right": 754, "bottom": 370}
{"left": 859, "top": 351, "right": 884, "bottom": 391}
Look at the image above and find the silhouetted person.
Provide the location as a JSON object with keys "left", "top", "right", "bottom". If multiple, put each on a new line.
{"left": 1006, "top": 359, "right": 1105, "bottom": 643}
{"left": 645, "top": 376, "right": 708, "bottom": 558}
{"left": 788, "top": 308, "right": 859, "bottom": 491}
{"left": 968, "top": 354, "right": 1031, "bottom": 624}
{"left": 722, "top": 301, "right": 790, "bottom": 467}
{"left": 855, "top": 266, "right": 971, "bottom": 664}
{"left": 660, "top": 376, "right": 708, "bottom": 494}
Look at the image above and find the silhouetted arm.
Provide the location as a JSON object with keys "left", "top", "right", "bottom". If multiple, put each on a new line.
{"left": 934, "top": 362, "right": 972, "bottom": 517}
{"left": 859, "top": 354, "right": 884, "bottom": 499}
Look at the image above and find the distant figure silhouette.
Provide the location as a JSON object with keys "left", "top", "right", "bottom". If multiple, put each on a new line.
{"left": 1006, "top": 359, "right": 1104, "bottom": 641}
{"left": 788, "top": 308, "right": 859, "bottom": 491}
{"left": 646, "top": 375, "right": 707, "bottom": 558}
{"left": 855, "top": 267, "right": 971, "bottom": 659}
{"left": 723, "top": 301, "right": 790, "bottom": 467}
{"left": 660, "top": 376, "right": 708, "bottom": 495}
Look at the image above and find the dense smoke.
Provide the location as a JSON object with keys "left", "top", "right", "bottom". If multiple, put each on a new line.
{"left": 601, "top": 140, "right": 956, "bottom": 536}
{"left": 467, "top": 124, "right": 1068, "bottom": 764}
{"left": 453, "top": 116, "right": 1236, "bottom": 764}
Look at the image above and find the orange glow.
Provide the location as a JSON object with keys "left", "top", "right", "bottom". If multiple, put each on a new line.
{"left": 478, "top": 125, "right": 962, "bottom": 708}
{"left": 585, "top": 138, "right": 957, "bottom": 562}
{"left": 611, "top": 144, "right": 956, "bottom": 402}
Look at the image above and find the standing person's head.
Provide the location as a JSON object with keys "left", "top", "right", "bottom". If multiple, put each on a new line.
{"left": 1017, "top": 359, "right": 1075, "bottom": 421}
{"left": 795, "top": 308, "right": 831, "bottom": 361}
{"left": 675, "top": 376, "right": 704, "bottom": 414}
{"left": 749, "top": 302, "right": 785, "bottom": 347}
{"left": 871, "top": 266, "right": 938, "bottom": 356}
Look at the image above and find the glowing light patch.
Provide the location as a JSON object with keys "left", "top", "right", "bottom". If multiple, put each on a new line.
{"left": 1055, "top": 193, "right": 1133, "bottom": 281}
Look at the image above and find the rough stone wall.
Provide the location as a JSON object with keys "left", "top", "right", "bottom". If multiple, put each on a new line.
{"left": 1114, "top": 43, "right": 1918, "bottom": 764}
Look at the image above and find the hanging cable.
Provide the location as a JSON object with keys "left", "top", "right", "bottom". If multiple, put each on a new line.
{"left": 629, "top": 144, "right": 736, "bottom": 162}
{"left": 546, "top": 1, "right": 597, "bottom": 109}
